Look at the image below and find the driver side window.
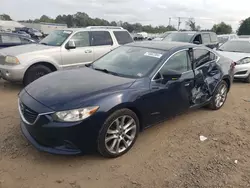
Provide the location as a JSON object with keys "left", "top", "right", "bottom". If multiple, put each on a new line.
{"left": 70, "top": 31, "right": 90, "bottom": 47}
{"left": 159, "top": 50, "right": 191, "bottom": 76}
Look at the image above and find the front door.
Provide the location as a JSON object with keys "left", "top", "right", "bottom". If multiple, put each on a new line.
{"left": 90, "top": 31, "right": 114, "bottom": 60}
{"left": 61, "top": 31, "right": 93, "bottom": 69}
{"left": 148, "top": 50, "right": 195, "bottom": 123}
{"left": 191, "top": 48, "right": 221, "bottom": 106}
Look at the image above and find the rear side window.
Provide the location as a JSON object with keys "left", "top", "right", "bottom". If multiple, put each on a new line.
{"left": 210, "top": 33, "right": 218, "bottom": 42}
{"left": 1, "top": 35, "right": 21, "bottom": 44}
{"left": 202, "top": 33, "right": 211, "bottom": 44}
{"left": 113, "top": 31, "right": 133, "bottom": 45}
{"left": 91, "top": 31, "right": 113, "bottom": 46}
{"left": 194, "top": 49, "right": 216, "bottom": 67}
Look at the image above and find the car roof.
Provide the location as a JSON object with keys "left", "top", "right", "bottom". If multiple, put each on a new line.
{"left": 126, "top": 41, "right": 197, "bottom": 51}
{"left": 230, "top": 38, "right": 250, "bottom": 41}
{"left": 218, "top": 34, "right": 237, "bottom": 37}
{"left": 172, "top": 31, "right": 215, "bottom": 34}
{"left": 62, "top": 28, "right": 128, "bottom": 32}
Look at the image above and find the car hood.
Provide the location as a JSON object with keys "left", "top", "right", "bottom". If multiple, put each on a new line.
{"left": 216, "top": 51, "right": 250, "bottom": 62}
{"left": 0, "top": 44, "right": 56, "bottom": 56}
{"left": 24, "top": 67, "right": 136, "bottom": 111}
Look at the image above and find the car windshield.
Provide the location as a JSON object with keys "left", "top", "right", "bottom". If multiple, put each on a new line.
{"left": 39, "top": 30, "right": 72, "bottom": 46}
{"left": 218, "top": 36, "right": 229, "bottom": 43}
{"left": 219, "top": 40, "right": 250, "bottom": 53}
{"left": 163, "top": 32, "right": 194, "bottom": 42}
{"left": 92, "top": 46, "right": 165, "bottom": 78}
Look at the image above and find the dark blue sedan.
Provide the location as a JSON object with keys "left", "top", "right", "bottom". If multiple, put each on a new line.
{"left": 18, "top": 41, "right": 235, "bottom": 158}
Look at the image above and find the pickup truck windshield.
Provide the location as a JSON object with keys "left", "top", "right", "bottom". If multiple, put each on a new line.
{"left": 219, "top": 40, "right": 250, "bottom": 53}
{"left": 39, "top": 30, "right": 73, "bottom": 46}
{"left": 163, "top": 33, "right": 194, "bottom": 42}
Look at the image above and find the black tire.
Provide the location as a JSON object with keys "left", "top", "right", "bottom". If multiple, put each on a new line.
{"left": 208, "top": 80, "right": 228, "bottom": 110}
{"left": 97, "top": 109, "right": 139, "bottom": 158}
{"left": 245, "top": 74, "right": 250, "bottom": 83}
{"left": 23, "top": 65, "right": 52, "bottom": 86}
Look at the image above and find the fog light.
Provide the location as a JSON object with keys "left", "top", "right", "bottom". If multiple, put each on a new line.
{"left": 5, "top": 71, "right": 10, "bottom": 77}
{"left": 63, "top": 140, "right": 78, "bottom": 150}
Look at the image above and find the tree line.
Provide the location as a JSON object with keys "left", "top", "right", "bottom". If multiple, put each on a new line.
{"left": 1, "top": 12, "right": 250, "bottom": 35}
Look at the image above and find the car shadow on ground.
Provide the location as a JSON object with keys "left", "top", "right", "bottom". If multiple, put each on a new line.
{"left": 0, "top": 79, "right": 23, "bottom": 92}
{"left": 11, "top": 107, "right": 213, "bottom": 166}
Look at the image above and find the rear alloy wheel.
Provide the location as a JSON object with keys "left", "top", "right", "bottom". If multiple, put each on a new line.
{"left": 97, "top": 109, "right": 139, "bottom": 158}
{"left": 24, "top": 65, "right": 52, "bottom": 86}
{"left": 209, "top": 80, "right": 228, "bottom": 110}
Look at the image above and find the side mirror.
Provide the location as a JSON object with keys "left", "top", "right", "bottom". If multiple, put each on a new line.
{"left": 65, "top": 40, "right": 76, "bottom": 50}
{"left": 161, "top": 69, "right": 182, "bottom": 83}
{"left": 193, "top": 41, "right": 201, "bottom": 45}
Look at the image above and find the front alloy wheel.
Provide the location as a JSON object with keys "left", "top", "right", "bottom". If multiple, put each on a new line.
{"left": 98, "top": 109, "right": 139, "bottom": 158}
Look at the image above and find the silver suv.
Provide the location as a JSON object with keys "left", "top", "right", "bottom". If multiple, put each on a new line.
{"left": 0, "top": 26, "right": 133, "bottom": 85}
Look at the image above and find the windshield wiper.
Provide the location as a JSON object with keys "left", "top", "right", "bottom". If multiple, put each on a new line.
{"left": 40, "top": 42, "right": 48, "bottom": 45}
{"left": 217, "top": 49, "right": 223, "bottom": 51}
{"left": 94, "top": 67, "right": 119, "bottom": 76}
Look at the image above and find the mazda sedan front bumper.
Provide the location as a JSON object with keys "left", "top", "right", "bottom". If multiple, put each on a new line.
{"left": 18, "top": 89, "right": 104, "bottom": 155}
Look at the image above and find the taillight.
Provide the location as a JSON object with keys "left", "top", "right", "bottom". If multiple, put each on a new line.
{"left": 230, "top": 62, "right": 236, "bottom": 69}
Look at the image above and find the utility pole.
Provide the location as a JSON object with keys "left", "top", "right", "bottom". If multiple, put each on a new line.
{"left": 169, "top": 17, "right": 171, "bottom": 26}
{"left": 177, "top": 17, "right": 181, "bottom": 31}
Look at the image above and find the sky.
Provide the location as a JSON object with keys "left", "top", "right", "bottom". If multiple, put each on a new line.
{"left": 1, "top": 0, "right": 249, "bottom": 31}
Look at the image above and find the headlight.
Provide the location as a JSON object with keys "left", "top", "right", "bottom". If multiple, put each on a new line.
{"left": 52, "top": 106, "right": 99, "bottom": 122}
{"left": 5, "top": 56, "right": 20, "bottom": 65}
{"left": 237, "top": 57, "right": 250, "bottom": 65}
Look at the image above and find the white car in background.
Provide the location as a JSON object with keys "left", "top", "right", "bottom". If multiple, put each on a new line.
{"left": 218, "top": 34, "right": 238, "bottom": 46}
{"left": 216, "top": 39, "right": 250, "bottom": 82}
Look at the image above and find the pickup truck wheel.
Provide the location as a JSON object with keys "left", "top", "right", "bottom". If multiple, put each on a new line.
{"left": 24, "top": 65, "right": 52, "bottom": 86}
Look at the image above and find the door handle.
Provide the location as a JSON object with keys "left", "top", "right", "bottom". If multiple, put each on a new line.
{"left": 85, "top": 49, "right": 92, "bottom": 53}
{"left": 184, "top": 83, "right": 190, "bottom": 87}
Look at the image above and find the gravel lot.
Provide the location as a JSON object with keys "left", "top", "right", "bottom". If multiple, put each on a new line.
{"left": 0, "top": 79, "right": 250, "bottom": 188}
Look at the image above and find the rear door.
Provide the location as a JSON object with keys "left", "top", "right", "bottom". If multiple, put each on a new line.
{"left": 90, "top": 31, "right": 114, "bottom": 60}
{"left": 209, "top": 33, "right": 219, "bottom": 49}
{"left": 113, "top": 31, "right": 134, "bottom": 45}
{"left": 201, "top": 33, "right": 213, "bottom": 49}
{"left": 191, "top": 48, "right": 221, "bottom": 105}
{"left": 61, "top": 31, "right": 93, "bottom": 68}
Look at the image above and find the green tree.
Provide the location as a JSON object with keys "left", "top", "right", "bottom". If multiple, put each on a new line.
{"left": 212, "top": 22, "right": 232, "bottom": 34}
{"left": 20, "top": 11, "right": 178, "bottom": 33}
{"left": 238, "top": 17, "right": 250, "bottom": 35}
{"left": 186, "top": 18, "right": 200, "bottom": 31}
{"left": 39, "top": 15, "right": 54, "bottom": 23}
{"left": 0, "top": 14, "right": 12, "bottom": 20}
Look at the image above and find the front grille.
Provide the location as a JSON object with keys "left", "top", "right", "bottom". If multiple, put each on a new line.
{"left": 235, "top": 70, "right": 247, "bottom": 75}
{"left": 20, "top": 102, "right": 38, "bottom": 124}
{"left": 0, "top": 55, "right": 5, "bottom": 65}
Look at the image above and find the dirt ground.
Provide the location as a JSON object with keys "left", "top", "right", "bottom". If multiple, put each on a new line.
{"left": 0, "top": 79, "right": 250, "bottom": 188}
